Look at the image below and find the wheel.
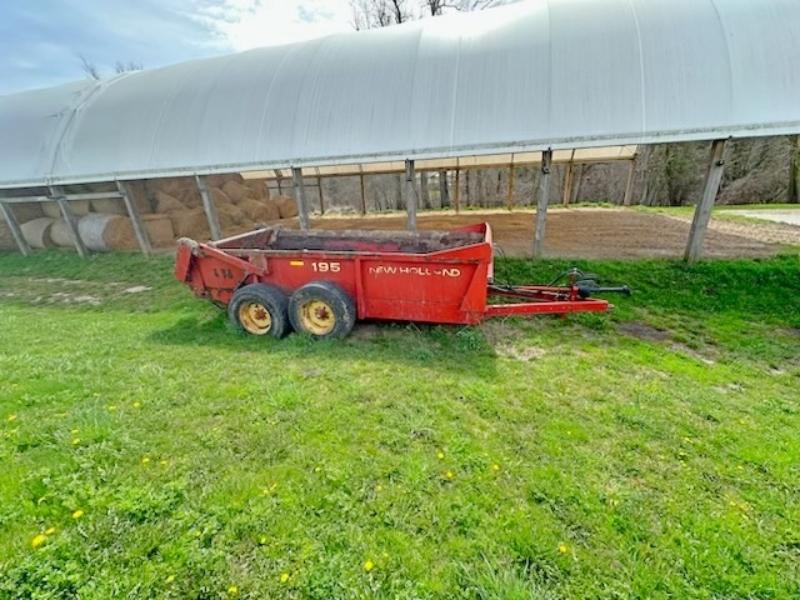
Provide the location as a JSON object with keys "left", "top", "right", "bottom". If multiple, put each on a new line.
{"left": 228, "top": 283, "right": 290, "bottom": 338}
{"left": 288, "top": 281, "right": 356, "bottom": 339}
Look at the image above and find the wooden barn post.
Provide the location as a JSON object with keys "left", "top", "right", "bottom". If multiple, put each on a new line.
{"left": 195, "top": 175, "right": 222, "bottom": 241}
{"left": 50, "top": 185, "right": 88, "bottom": 258}
{"left": 532, "top": 149, "right": 553, "bottom": 258}
{"left": 0, "top": 201, "right": 31, "bottom": 256}
{"left": 685, "top": 139, "right": 728, "bottom": 263}
{"left": 116, "top": 181, "right": 152, "bottom": 255}
{"left": 292, "top": 167, "right": 310, "bottom": 230}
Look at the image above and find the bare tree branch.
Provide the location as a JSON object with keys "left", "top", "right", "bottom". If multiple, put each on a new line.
{"left": 114, "top": 61, "right": 143, "bottom": 74}
{"left": 78, "top": 54, "right": 100, "bottom": 81}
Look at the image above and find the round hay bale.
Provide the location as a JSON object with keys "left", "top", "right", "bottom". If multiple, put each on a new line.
{"left": 177, "top": 188, "right": 202, "bottom": 209}
{"left": 50, "top": 220, "right": 75, "bottom": 247}
{"left": 274, "top": 195, "right": 299, "bottom": 219}
{"left": 42, "top": 200, "right": 91, "bottom": 217}
{"left": 0, "top": 222, "right": 16, "bottom": 249}
{"left": 21, "top": 217, "right": 56, "bottom": 249}
{"left": 141, "top": 214, "right": 175, "bottom": 248}
{"left": 42, "top": 202, "right": 62, "bottom": 219}
{"left": 210, "top": 187, "right": 232, "bottom": 207}
{"left": 70, "top": 200, "right": 91, "bottom": 216}
{"left": 153, "top": 177, "right": 195, "bottom": 198}
{"left": 244, "top": 180, "right": 270, "bottom": 201}
{"left": 155, "top": 191, "right": 184, "bottom": 213}
{"left": 11, "top": 202, "right": 45, "bottom": 222}
{"left": 221, "top": 180, "right": 250, "bottom": 205}
{"left": 90, "top": 198, "right": 128, "bottom": 216}
{"left": 240, "top": 198, "right": 281, "bottom": 223}
{"left": 217, "top": 203, "right": 246, "bottom": 228}
{"left": 77, "top": 214, "right": 122, "bottom": 251}
{"left": 169, "top": 208, "right": 211, "bottom": 240}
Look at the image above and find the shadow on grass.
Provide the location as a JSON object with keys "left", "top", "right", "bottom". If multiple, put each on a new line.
{"left": 147, "top": 313, "right": 500, "bottom": 377}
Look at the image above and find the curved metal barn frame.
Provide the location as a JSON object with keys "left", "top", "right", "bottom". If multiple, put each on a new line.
{"left": 1, "top": 0, "right": 799, "bottom": 261}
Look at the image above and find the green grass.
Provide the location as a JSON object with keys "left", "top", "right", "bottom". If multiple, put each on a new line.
{"left": 1, "top": 250, "right": 799, "bottom": 599}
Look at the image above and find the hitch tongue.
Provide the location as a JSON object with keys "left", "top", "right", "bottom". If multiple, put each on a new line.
{"left": 577, "top": 282, "right": 631, "bottom": 299}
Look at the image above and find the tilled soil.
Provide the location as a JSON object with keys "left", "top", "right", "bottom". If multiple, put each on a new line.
{"left": 299, "top": 208, "right": 787, "bottom": 259}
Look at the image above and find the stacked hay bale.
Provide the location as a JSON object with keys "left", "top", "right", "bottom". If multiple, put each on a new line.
{"left": 0, "top": 202, "right": 43, "bottom": 249}
{"left": 3, "top": 184, "right": 174, "bottom": 252}
{"left": 148, "top": 174, "right": 289, "bottom": 241}
{"left": 1, "top": 174, "right": 299, "bottom": 253}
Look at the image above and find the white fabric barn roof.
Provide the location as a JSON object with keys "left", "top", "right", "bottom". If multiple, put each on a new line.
{"left": 1, "top": 0, "right": 799, "bottom": 190}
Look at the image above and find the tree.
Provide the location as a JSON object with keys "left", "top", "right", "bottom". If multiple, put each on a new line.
{"left": 424, "top": 0, "right": 509, "bottom": 16}
{"left": 78, "top": 55, "right": 142, "bottom": 81}
{"left": 114, "top": 61, "right": 144, "bottom": 74}
{"left": 351, "top": 0, "right": 412, "bottom": 30}
{"left": 78, "top": 54, "right": 100, "bottom": 81}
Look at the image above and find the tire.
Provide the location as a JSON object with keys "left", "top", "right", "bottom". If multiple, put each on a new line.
{"left": 228, "top": 283, "right": 290, "bottom": 338}
{"left": 288, "top": 281, "right": 356, "bottom": 339}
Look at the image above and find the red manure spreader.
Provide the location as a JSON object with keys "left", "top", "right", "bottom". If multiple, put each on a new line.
{"left": 175, "top": 223, "right": 629, "bottom": 339}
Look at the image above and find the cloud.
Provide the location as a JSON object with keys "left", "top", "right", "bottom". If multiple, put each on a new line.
{"left": 191, "top": 0, "right": 354, "bottom": 51}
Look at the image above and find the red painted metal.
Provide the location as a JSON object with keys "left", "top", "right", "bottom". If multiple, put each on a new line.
{"left": 175, "top": 223, "right": 611, "bottom": 326}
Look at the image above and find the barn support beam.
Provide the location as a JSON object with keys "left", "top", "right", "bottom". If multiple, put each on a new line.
{"left": 622, "top": 157, "right": 636, "bottom": 206}
{"left": 533, "top": 149, "right": 553, "bottom": 258}
{"left": 116, "top": 181, "right": 152, "bottom": 255}
{"left": 438, "top": 170, "right": 449, "bottom": 208}
{"left": 562, "top": 150, "right": 575, "bottom": 206}
{"left": 50, "top": 186, "right": 88, "bottom": 258}
{"left": 420, "top": 171, "right": 430, "bottom": 209}
{"left": 359, "top": 170, "right": 367, "bottom": 216}
{"left": 454, "top": 169, "right": 461, "bottom": 214}
{"left": 685, "top": 139, "right": 728, "bottom": 263}
{"left": 0, "top": 201, "right": 31, "bottom": 256}
{"left": 317, "top": 175, "right": 325, "bottom": 215}
{"left": 195, "top": 175, "right": 222, "bottom": 241}
{"left": 405, "top": 159, "right": 417, "bottom": 231}
{"left": 292, "top": 167, "right": 310, "bottom": 230}
{"left": 507, "top": 164, "right": 515, "bottom": 211}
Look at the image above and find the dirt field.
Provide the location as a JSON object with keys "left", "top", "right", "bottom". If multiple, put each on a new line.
{"left": 301, "top": 208, "right": 797, "bottom": 259}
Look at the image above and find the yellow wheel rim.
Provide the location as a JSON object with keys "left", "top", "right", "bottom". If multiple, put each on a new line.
{"left": 299, "top": 299, "right": 336, "bottom": 336}
{"left": 238, "top": 302, "right": 272, "bottom": 335}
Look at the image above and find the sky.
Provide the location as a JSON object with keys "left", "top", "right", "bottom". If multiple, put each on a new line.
{"left": 0, "top": 0, "right": 356, "bottom": 95}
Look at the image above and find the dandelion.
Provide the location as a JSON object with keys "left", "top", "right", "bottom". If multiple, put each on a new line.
{"left": 31, "top": 534, "right": 47, "bottom": 549}
{"left": 72, "top": 509, "right": 84, "bottom": 519}
{"left": 133, "top": 401, "right": 141, "bottom": 409}
{"left": 166, "top": 575, "right": 175, "bottom": 584}
{"left": 445, "top": 470, "right": 454, "bottom": 480}
{"left": 259, "top": 535, "right": 268, "bottom": 545}
{"left": 141, "top": 456, "right": 151, "bottom": 465}
{"left": 436, "top": 450, "right": 445, "bottom": 460}
{"left": 227, "top": 585, "right": 238, "bottom": 596}
{"left": 7, "top": 414, "right": 17, "bottom": 422}
{"left": 279, "top": 572, "right": 290, "bottom": 583}
{"left": 491, "top": 463, "right": 501, "bottom": 472}
{"left": 558, "top": 543, "right": 569, "bottom": 554}
{"left": 45, "top": 527, "right": 56, "bottom": 535}
{"left": 363, "top": 559, "right": 375, "bottom": 573}
{"left": 71, "top": 438, "right": 81, "bottom": 446}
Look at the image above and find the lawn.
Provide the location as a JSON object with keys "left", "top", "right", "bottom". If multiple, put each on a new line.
{"left": 0, "top": 250, "right": 799, "bottom": 599}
